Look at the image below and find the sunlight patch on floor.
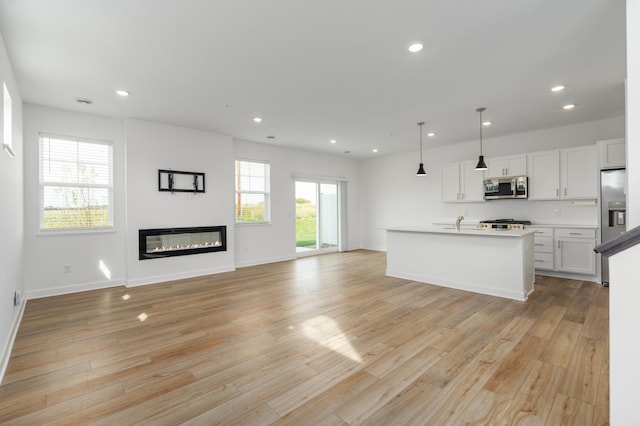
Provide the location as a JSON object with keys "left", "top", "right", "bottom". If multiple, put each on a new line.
{"left": 302, "top": 315, "right": 362, "bottom": 363}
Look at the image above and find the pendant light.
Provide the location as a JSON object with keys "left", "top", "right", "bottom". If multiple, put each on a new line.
{"left": 416, "top": 121, "right": 426, "bottom": 176}
{"left": 474, "top": 107, "right": 488, "bottom": 170}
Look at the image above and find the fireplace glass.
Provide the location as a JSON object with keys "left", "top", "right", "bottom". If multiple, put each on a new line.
{"left": 139, "top": 226, "right": 226, "bottom": 260}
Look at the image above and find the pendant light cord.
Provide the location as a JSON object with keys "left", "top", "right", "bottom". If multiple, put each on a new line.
{"left": 419, "top": 122, "right": 424, "bottom": 162}
{"left": 478, "top": 108, "right": 483, "bottom": 155}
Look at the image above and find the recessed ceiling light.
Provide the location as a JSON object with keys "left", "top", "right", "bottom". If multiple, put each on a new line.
{"left": 116, "top": 89, "right": 130, "bottom": 97}
{"left": 372, "top": 148, "right": 379, "bottom": 153}
{"left": 551, "top": 85, "right": 565, "bottom": 92}
{"left": 330, "top": 139, "right": 337, "bottom": 144}
{"left": 427, "top": 132, "right": 436, "bottom": 137}
{"left": 482, "top": 121, "right": 492, "bottom": 126}
{"left": 563, "top": 104, "right": 576, "bottom": 110}
{"left": 253, "top": 117, "right": 262, "bottom": 123}
{"left": 75, "top": 97, "right": 93, "bottom": 105}
{"left": 408, "top": 43, "right": 423, "bottom": 53}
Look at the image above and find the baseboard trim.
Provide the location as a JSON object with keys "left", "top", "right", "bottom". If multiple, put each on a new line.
{"left": 0, "top": 299, "right": 26, "bottom": 384}
{"left": 25, "top": 279, "right": 125, "bottom": 300}
{"left": 234, "top": 254, "right": 295, "bottom": 268}
{"left": 126, "top": 265, "right": 236, "bottom": 287}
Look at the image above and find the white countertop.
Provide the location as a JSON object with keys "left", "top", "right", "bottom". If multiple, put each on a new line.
{"left": 432, "top": 222, "right": 598, "bottom": 230}
{"left": 387, "top": 226, "right": 534, "bottom": 237}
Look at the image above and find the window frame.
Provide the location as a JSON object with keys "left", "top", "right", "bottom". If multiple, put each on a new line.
{"left": 2, "top": 81, "right": 14, "bottom": 158}
{"left": 235, "top": 158, "right": 271, "bottom": 225}
{"left": 39, "top": 133, "right": 114, "bottom": 234}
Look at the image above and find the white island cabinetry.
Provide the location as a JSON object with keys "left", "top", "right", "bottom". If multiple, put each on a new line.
{"left": 386, "top": 227, "right": 535, "bottom": 301}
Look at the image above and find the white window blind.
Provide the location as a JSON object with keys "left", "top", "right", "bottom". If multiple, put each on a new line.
{"left": 39, "top": 134, "right": 113, "bottom": 230}
{"left": 235, "top": 159, "right": 270, "bottom": 223}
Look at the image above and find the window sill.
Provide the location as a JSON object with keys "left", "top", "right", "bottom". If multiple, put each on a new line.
{"left": 235, "top": 222, "right": 271, "bottom": 227}
{"left": 37, "top": 227, "right": 116, "bottom": 237}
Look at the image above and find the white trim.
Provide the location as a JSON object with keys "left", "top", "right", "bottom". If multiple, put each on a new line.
{"left": 125, "top": 265, "right": 236, "bottom": 287}
{"left": 25, "top": 279, "right": 125, "bottom": 300}
{"left": 38, "top": 131, "right": 113, "bottom": 146}
{"left": 0, "top": 299, "right": 26, "bottom": 384}
{"left": 386, "top": 269, "right": 530, "bottom": 302}
{"left": 235, "top": 254, "right": 295, "bottom": 268}
{"left": 37, "top": 227, "right": 116, "bottom": 237}
{"left": 291, "top": 173, "right": 349, "bottom": 182}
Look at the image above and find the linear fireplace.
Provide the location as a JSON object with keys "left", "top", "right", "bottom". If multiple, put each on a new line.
{"left": 139, "top": 226, "right": 227, "bottom": 260}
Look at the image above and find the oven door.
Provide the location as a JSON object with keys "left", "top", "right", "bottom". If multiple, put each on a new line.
{"left": 483, "top": 178, "right": 515, "bottom": 199}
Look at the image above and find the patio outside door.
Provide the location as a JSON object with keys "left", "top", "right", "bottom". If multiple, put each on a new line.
{"left": 295, "top": 181, "right": 338, "bottom": 256}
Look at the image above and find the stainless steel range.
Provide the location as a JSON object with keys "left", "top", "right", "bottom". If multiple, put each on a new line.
{"left": 478, "top": 219, "right": 532, "bottom": 230}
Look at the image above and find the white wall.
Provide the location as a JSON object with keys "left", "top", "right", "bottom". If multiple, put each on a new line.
{"left": 125, "top": 119, "right": 235, "bottom": 286}
{"left": 22, "top": 105, "right": 126, "bottom": 298}
{"left": 359, "top": 117, "right": 625, "bottom": 251}
{"left": 627, "top": 1, "right": 639, "bottom": 230}
{"left": 610, "top": 1, "right": 639, "bottom": 423}
{"left": 233, "top": 139, "right": 360, "bottom": 267}
{"left": 0, "top": 32, "right": 24, "bottom": 381}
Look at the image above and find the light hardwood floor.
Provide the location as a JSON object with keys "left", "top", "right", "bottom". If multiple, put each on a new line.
{"left": 0, "top": 250, "right": 609, "bottom": 425}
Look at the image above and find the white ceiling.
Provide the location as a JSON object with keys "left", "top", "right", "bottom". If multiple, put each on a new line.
{"left": 0, "top": 0, "right": 626, "bottom": 159}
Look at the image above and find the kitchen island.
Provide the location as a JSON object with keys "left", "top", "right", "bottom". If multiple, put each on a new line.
{"left": 386, "top": 226, "right": 535, "bottom": 301}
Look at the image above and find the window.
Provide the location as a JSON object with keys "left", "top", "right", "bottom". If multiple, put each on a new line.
{"left": 235, "top": 159, "right": 270, "bottom": 223}
{"left": 2, "top": 81, "right": 13, "bottom": 157}
{"left": 39, "top": 134, "right": 113, "bottom": 230}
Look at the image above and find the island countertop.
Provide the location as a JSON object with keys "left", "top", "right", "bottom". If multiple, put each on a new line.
{"left": 387, "top": 226, "right": 535, "bottom": 237}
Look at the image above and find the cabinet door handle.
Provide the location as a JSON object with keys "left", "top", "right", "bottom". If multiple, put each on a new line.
{"left": 556, "top": 188, "right": 559, "bottom": 196}
{"left": 564, "top": 188, "right": 567, "bottom": 196}
{"left": 461, "top": 193, "right": 465, "bottom": 200}
{"left": 534, "top": 231, "right": 544, "bottom": 234}
{"left": 558, "top": 240, "right": 561, "bottom": 249}
{"left": 534, "top": 243, "right": 544, "bottom": 246}
{"left": 569, "top": 232, "right": 581, "bottom": 236}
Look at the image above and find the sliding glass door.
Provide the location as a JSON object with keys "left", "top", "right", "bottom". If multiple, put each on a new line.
{"left": 295, "top": 181, "right": 338, "bottom": 256}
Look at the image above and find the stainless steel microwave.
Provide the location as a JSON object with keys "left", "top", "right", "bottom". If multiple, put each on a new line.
{"left": 483, "top": 176, "right": 528, "bottom": 199}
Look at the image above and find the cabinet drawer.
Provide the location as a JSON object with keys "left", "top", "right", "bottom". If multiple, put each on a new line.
{"left": 534, "top": 252, "right": 554, "bottom": 269}
{"left": 533, "top": 236, "right": 553, "bottom": 253}
{"left": 529, "top": 227, "right": 553, "bottom": 238}
{"left": 555, "top": 228, "right": 596, "bottom": 239}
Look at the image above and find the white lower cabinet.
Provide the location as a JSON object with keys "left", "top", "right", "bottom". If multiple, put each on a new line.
{"left": 529, "top": 227, "right": 554, "bottom": 270}
{"left": 554, "top": 228, "right": 597, "bottom": 275}
{"left": 529, "top": 227, "right": 597, "bottom": 276}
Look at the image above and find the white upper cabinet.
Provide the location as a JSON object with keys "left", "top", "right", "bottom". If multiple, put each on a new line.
{"left": 527, "top": 145, "right": 598, "bottom": 200}
{"left": 485, "top": 154, "right": 527, "bottom": 178}
{"left": 598, "top": 138, "right": 625, "bottom": 169}
{"left": 441, "top": 160, "right": 485, "bottom": 203}
{"left": 461, "top": 160, "right": 485, "bottom": 202}
{"left": 561, "top": 145, "right": 598, "bottom": 199}
{"left": 527, "top": 150, "right": 560, "bottom": 199}
{"left": 441, "top": 162, "right": 462, "bottom": 202}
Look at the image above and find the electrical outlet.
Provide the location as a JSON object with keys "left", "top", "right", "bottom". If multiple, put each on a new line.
{"left": 63, "top": 264, "right": 72, "bottom": 273}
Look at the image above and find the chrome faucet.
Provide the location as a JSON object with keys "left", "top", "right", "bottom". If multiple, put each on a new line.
{"left": 456, "top": 215, "right": 464, "bottom": 232}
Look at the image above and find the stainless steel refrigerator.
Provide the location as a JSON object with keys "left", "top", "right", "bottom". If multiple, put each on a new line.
{"left": 600, "top": 168, "right": 626, "bottom": 286}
